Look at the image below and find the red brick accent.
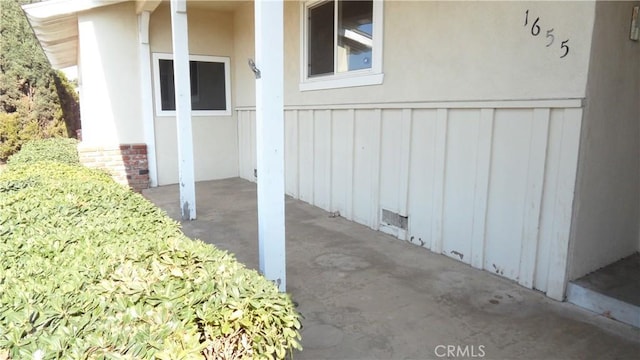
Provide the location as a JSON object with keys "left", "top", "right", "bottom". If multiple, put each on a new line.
{"left": 77, "top": 143, "right": 150, "bottom": 193}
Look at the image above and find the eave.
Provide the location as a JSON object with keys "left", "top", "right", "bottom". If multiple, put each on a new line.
{"left": 22, "top": 0, "right": 159, "bottom": 69}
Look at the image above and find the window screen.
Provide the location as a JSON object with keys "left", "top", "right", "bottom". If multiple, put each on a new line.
{"left": 308, "top": 1, "right": 335, "bottom": 76}
{"left": 307, "top": 0, "right": 373, "bottom": 77}
{"left": 158, "top": 59, "right": 227, "bottom": 111}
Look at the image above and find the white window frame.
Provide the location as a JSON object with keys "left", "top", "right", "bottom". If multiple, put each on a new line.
{"left": 152, "top": 53, "right": 232, "bottom": 117}
{"left": 300, "top": 0, "right": 384, "bottom": 92}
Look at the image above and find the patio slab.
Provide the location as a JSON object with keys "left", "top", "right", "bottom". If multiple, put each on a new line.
{"left": 143, "top": 178, "right": 640, "bottom": 360}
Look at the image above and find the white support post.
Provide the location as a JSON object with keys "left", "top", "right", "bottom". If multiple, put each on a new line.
{"left": 255, "top": 0, "right": 286, "bottom": 291}
{"left": 170, "top": 0, "right": 196, "bottom": 220}
{"left": 138, "top": 11, "right": 158, "bottom": 188}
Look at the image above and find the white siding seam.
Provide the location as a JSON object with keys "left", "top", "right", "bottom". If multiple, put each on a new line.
{"left": 327, "top": 110, "right": 333, "bottom": 212}
{"left": 546, "top": 109, "right": 568, "bottom": 300}
{"left": 345, "top": 109, "right": 355, "bottom": 220}
{"left": 547, "top": 108, "right": 582, "bottom": 300}
{"left": 310, "top": 110, "right": 316, "bottom": 205}
{"left": 431, "top": 108, "right": 448, "bottom": 254}
{"left": 237, "top": 111, "right": 244, "bottom": 179}
{"left": 518, "top": 108, "right": 550, "bottom": 289}
{"left": 397, "top": 109, "right": 412, "bottom": 240}
{"left": 471, "top": 108, "right": 494, "bottom": 270}
{"left": 370, "top": 109, "right": 382, "bottom": 230}
{"left": 293, "top": 110, "right": 300, "bottom": 198}
{"left": 251, "top": 111, "right": 257, "bottom": 182}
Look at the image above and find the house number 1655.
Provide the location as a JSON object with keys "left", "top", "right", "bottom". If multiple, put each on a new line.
{"left": 524, "top": 10, "right": 570, "bottom": 59}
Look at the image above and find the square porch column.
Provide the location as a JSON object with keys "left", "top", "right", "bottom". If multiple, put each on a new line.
{"left": 255, "top": 0, "right": 286, "bottom": 291}
{"left": 170, "top": 0, "right": 196, "bottom": 220}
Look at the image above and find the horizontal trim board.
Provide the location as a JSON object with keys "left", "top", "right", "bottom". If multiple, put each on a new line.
{"left": 566, "top": 282, "right": 640, "bottom": 328}
{"left": 299, "top": 73, "right": 384, "bottom": 92}
{"left": 236, "top": 98, "right": 584, "bottom": 112}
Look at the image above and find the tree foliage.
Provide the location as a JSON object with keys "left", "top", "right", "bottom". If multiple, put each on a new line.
{"left": 0, "top": 0, "right": 80, "bottom": 162}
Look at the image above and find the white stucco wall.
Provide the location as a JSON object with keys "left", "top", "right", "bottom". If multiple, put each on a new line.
{"left": 150, "top": 3, "right": 239, "bottom": 185}
{"left": 234, "top": 1, "right": 595, "bottom": 107}
{"left": 77, "top": 1, "right": 143, "bottom": 145}
{"left": 233, "top": 2, "right": 254, "bottom": 108}
{"left": 569, "top": 1, "right": 640, "bottom": 280}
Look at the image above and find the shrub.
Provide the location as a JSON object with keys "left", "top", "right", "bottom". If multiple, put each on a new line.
{"left": 0, "top": 113, "right": 21, "bottom": 161}
{"left": 6, "top": 138, "right": 79, "bottom": 167}
{"left": 0, "top": 159, "right": 301, "bottom": 358}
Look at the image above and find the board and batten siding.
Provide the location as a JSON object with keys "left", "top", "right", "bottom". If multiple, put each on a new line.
{"left": 237, "top": 100, "right": 582, "bottom": 300}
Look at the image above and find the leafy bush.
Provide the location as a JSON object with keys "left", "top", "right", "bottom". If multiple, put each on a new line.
{"left": 0, "top": 158, "right": 301, "bottom": 358}
{"left": 6, "top": 138, "right": 79, "bottom": 167}
{"left": 0, "top": 112, "right": 52, "bottom": 163}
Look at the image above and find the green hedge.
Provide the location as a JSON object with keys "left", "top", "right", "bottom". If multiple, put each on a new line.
{"left": 0, "top": 147, "right": 301, "bottom": 359}
{"left": 6, "top": 138, "right": 79, "bottom": 167}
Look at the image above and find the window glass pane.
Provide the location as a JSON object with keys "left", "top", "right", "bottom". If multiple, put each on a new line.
{"left": 338, "top": 0, "right": 372, "bottom": 72}
{"left": 191, "top": 61, "right": 226, "bottom": 111}
{"left": 158, "top": 59, "right": 226, "bottom": 112}
{"left": 159, "top": 59, "right": 175, "bottom": 111}
{"left": 308, "top": 1, "right": 335, "bottom": 76}
{"left": 190, "top": 61, "right": 198, "bottom": 96}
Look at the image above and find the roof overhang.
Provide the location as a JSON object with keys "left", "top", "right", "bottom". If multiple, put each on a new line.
{"left": 22, "top": 0, "right": 157, "bottom": 69}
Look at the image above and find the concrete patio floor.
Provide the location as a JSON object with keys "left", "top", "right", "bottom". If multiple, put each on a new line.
{"left": 143, "top": 178, "right": 640, "bottom": 360}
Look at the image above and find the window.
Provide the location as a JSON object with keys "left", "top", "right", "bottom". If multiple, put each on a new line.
{"left": 153, "top": 53, "right": 231, "bottom": 116}
{"left": 301, "top": 0, "right": 383, "bottom": 91}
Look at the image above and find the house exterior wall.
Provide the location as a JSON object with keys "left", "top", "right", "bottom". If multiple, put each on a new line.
{"left": 234, "top": 1, "right": 597, "bottom": 300}
{"left": 149, "top": 3, "right": 239, "bottom": 186}
{"left": 234, "top": 1, "right": 595, "bottom": 107}
{"left": 75, "top": 2, "right": 150, "bottom": 192}
{"left": 77, "top": 1, "right": 143, "bottom": 145}
{"left": 568, "top": 1, "right": 640, "bottom": 280}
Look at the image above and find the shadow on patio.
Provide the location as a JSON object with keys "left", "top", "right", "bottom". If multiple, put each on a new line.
{"left": 144, "top": 178, "right": 640, "bottom": 360}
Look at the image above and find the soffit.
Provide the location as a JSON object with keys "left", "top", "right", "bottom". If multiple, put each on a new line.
{"left": 23, "top": 0, "right": 137, "bottom": 69}
{"left": 23, "top": 0, "right": 248, "bottom": 69}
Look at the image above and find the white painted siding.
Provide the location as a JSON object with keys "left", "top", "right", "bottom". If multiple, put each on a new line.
{"left": 237, "top": 100, "right": 582, "bottom": 299}
{"left": 237, "top": 110, "right": 256, "bottom": 182}
{"left": 330, "top": 110, "right": 355, "bottom": 219}
{"left": 442, "top": 110, "right": 479, "bottom": 265}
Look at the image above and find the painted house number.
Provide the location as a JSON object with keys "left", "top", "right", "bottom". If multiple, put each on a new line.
{"left": 524, "top": 10, "right": 570, "bottom": 59}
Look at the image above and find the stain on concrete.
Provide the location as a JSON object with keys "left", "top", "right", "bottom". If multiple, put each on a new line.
{"left": 314, "top": 253, "right": 371, "bottom": 271}
{"left": 301, "top": 323, "right": 344, "bottom": 349}
{"left": 470, "top": 289, "right": 528, "bottom": 316}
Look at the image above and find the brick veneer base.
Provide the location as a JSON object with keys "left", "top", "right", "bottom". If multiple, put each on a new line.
{"left": 78, "top": 143, "right": 150, "bottom": 193}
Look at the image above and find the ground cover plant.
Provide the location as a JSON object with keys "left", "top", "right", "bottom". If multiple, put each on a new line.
{"left": 5, "top": 137, "right": 79, "bottom": 167}
{"left": 0, "top": 140, "right": 302, "bottom": 359}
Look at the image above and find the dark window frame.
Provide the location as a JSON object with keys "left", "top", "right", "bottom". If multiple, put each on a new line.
{"left": 153, "top": 53, "right": 231, "bottom": 117}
